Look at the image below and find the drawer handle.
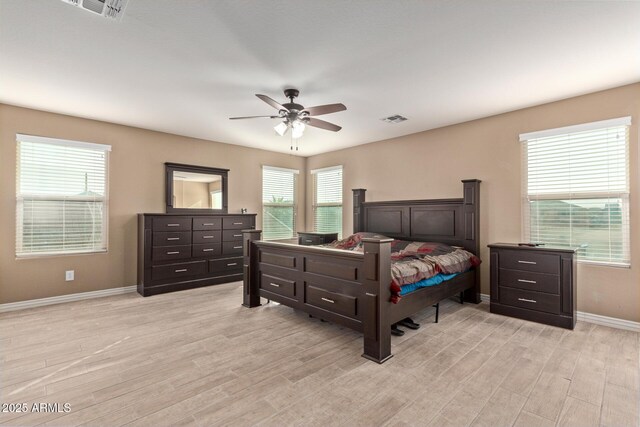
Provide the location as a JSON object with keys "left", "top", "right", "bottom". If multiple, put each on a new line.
{"left": 167, "top": 251, "right": 180, "bottom": 255}
{"left": 203, "top": 223, "right": 215, "bottom": 226}
{"left": 202, "top": 249, "right": 214, "bottom": 252}
{"left": 518, "top": 260, "right": 537, "bottom": 265}
{"left": 166, "top": 237, "right": 180, "bottom": 241}
{"left": 518, "top": 298, "right": 537, "bottom": 303}
{"left": 202, "top": 236, "right": 214, "bottom": 239}
{"left": 233, "top": 222, "right": 244, "bottom": 225}
{"left": 321, "top": 297, "right": 335, "bottom": 304}
{"left": 233, "top": 246, "right": 242, "bottom": 249}
{"left": 305, "top": 239, "right": 313, "bottom": 243}
{"left": 167, "top": 223, "right": 180, "bottom": 227}
{"left": 233, "top": 234, "right": 242, "bottom": 237}
{"left": 517, "top": 279, "right": 537, "bottom": 284}
{"left": 227, "top": 263, "right": 238, "bottom": 266}
{"left": 175, "top": 269, "right": 188, "bottom": 273}
{"left": 269, "top": 282, "right": 280, "bottom": 287}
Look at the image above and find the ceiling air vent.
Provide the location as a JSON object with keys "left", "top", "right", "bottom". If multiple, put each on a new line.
{"left": 59, "top": 0, "right": 128, "bottom": 20}
{"left": 381, "top": 114, "right": 408, "bottom": 124}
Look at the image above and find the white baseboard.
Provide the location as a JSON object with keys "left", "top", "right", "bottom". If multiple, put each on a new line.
{"left": 0, "top": 286, "right": 136, "bottom": 313}
{"left": 576, "top": 311, "right": 640, "bottom": 332}
{"left": 480, "top": 293, "right": 639, "bottom": 332}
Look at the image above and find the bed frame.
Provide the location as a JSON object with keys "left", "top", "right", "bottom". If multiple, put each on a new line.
{"left": 242, "top": 179, "right": 481, "bottom": 363}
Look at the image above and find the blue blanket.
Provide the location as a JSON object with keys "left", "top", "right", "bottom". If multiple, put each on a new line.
{"left": 399, "top": 273, "right": 460, "bottom": 296}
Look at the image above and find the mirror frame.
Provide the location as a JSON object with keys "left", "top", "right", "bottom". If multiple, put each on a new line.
{"left": 165, "top": 162, "right": 229, "bottom": 214}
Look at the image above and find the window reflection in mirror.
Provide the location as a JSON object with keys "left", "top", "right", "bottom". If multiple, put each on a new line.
{"left": 172, "top": 171, "right": 223, "bottom": 209}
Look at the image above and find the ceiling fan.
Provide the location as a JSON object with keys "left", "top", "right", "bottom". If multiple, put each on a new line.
{"left": 229, "top": 89, "right": 346, "bottom": 142}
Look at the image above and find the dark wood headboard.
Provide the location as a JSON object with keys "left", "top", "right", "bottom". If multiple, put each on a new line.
{"left": 352, "top": 180, "right": 480, "bottom": 255}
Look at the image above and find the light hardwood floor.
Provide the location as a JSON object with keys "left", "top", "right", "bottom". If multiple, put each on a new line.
{"left": 1, "top": 282, "right": 638, "bottom": 427}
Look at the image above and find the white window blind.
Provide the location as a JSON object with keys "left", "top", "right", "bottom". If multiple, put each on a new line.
{"left": 312, "top": 166, "right": 343, "bottom": 238}
{"left": 521, "top": 118, "right": 630, "bottom": 266}
{"left": 16, "top": 134, "right": 110, "bottom": 257}
{"left": 262, "top": 166, "right": 298, "bottom": 240}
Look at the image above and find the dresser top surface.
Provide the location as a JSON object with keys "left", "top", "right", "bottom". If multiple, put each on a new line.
{"left": 488, "top": 243, "right": 579, "bottom": 253}
{"left": 140, "top": 213, "right": 256, "bottom": 217}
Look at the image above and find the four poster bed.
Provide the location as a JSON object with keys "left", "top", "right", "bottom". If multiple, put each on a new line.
{"left": 242, "top": 179, "right": 481, "bottom": 363}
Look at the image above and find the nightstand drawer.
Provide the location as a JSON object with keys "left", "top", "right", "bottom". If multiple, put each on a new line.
{"left": 300, "top": 235, "right": 323, "bottom": 246}
{"left": 499, "top": 269, "right": 560, "bottom": 294}
{"left": 500, "top": 250, "right": 560, "bottom": 274}
{"left": 499, "top": 287, "right": 560, "bottom": 315}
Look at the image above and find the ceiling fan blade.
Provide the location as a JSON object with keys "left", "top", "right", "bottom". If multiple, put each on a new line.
{"left": 229, "top": 115, "right": 280, "bottom": 120}
{"left": 302, "top": 103, "right": 346, "bottom": 116}
{"left": 256, "top": 94, "right": 289, "bottom": 111}
{"left": 305, "top": 117, "right": 342, "bottom": 132}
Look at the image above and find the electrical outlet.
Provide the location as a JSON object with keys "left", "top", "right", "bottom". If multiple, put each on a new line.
{"left": 65, "top": 270, "right": 74, "bottom": 281}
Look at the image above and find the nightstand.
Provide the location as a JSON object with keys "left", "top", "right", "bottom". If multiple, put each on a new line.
{"left": 488, "top": 243, "right": 577, "bottom": 329}
{"left": 297, "top": 232, "right": 338, "bottom": 246}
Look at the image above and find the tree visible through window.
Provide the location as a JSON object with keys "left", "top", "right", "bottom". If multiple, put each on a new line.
{"left": 521, "top": 118, "right": 630, "bottom": 265}
{"left": 16, "top": 135, "right": 110, "bottom": 257}
{"left": 262, "top": 166, "right": 297, "bottom": 240}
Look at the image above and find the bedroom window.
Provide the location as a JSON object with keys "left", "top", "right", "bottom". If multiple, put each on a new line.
{"left": 312, "top": 165, "right": 343, "bottom": 238}
{"left": 262, "top": 166, "right": 298, "bottom": 240}
{"left": 520, "top": 117, "right": 631, "bottom": 266}
{"left": 16, "top": 134, "right": 110, "bottom": 257}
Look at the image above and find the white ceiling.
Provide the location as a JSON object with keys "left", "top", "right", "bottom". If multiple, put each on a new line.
{"left": 1, "top": 1, "right": 639, "bottom": 157}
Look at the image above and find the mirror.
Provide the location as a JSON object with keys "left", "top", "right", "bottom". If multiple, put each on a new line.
{"left": 165, "top": 163, "right": 228, "bottom": 213}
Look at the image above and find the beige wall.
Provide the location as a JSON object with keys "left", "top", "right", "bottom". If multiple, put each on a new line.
{"left": 307, "top": 83, "right": 640, "bottom": 322}
{"left": 0, "top": 104, "right": 306, "bottom": 304}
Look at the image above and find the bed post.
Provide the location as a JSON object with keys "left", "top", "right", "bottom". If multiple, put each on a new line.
{"left": 462, "top": 179, "right": 481, "bottom": 304}
{"left": 242, "top": 230, "right": 262, "bottom": 308}
{"left": 361, "top": 237, "right": 393, "bottom": 363}
{"left": 352, "top": 188, "right": 366, "bottom": 233}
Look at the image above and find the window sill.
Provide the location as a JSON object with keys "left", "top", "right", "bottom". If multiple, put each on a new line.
{"left": 16, "top": 249, "right": 108, "bottom": 260}
{"left": 578, "top": 259, "right": 630, "bottom": 269}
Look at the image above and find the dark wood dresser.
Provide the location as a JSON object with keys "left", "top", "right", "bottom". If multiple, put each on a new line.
{"left": 297, "top": 232, "right": 338, "bottom": 246}
{"left": 138, "top": 213, "right": 256, "bottom": 296}
{"left": 488, "top": 243, "right": 577, "bottom": 329}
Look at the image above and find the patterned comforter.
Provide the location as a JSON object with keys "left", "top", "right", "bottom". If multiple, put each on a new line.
{"left": 326, "top": 232, "right": 481, "bottom": 303}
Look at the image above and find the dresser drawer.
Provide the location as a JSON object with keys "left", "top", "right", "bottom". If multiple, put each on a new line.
{"left": 192, "top": 243, "right": 221, "bottom": 258}
{"left": 222, "top": 241, "right": 244, "bottom": 255}
{"left": 223, "top": 230, "right": 245, "bottom": 241}
{"left": 223, "top": 216, "right": 253, "bottom": 230}
{"left": 152, "top": 217, "right": 191, "bottom": 232}
{"left": 209, "top": 257, "right": 242, "bottom": 273}
{"left": 151, "top": 260, "right": 207, "bottom": 281}
{"left": 193, "top": 217, "right": 222, "bottom": 231}
{"left": 153, "top": 231, "right": 191, "bottom": 247}
{"left": 499, "top": 287, "right": 560, "bottom": 315}
{"left": 193, "top": 230, "right": 222, "bottom": 244}
{"left": 499, "top": 269, "right": 560, "bottom": 294}
{"left": 499, "top": 250, "right": 560, "bottom": 274}
{"left": 306, "top": 285, "right": 357, "bottom": 318}
{"left": 260, "top": 273, "right": 296, "bottom": 299}
{"left": 152, "top": 245, "right": 192, "bottom": 262}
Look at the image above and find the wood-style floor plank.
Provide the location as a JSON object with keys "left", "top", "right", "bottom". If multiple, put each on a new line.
{"left": 1, "top": 282, "right": 638, "bottom": 427}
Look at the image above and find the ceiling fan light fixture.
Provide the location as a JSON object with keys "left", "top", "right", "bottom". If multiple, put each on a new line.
{"left": 274, "top": 121, "right": 289, "bottom": 136}
{"left": 291, "top": 121, "right": 305, "bottom": 139}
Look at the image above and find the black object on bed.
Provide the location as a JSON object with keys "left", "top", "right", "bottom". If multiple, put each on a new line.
{"left": 242, "top": 179, "right": 481, "bottom": 363}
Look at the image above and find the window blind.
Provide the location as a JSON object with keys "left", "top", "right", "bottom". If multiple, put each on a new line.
{"left": 16, "top": 134, "right": 110, "bottom": 257}
{"left": 312, "top": 166, "right": 343, "bottom": 237}
{"left": 521, "top": 118, "right": 630, "bottom": 266}
{"left": 262, "top": 166, "right": 298, "bottom": 240}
